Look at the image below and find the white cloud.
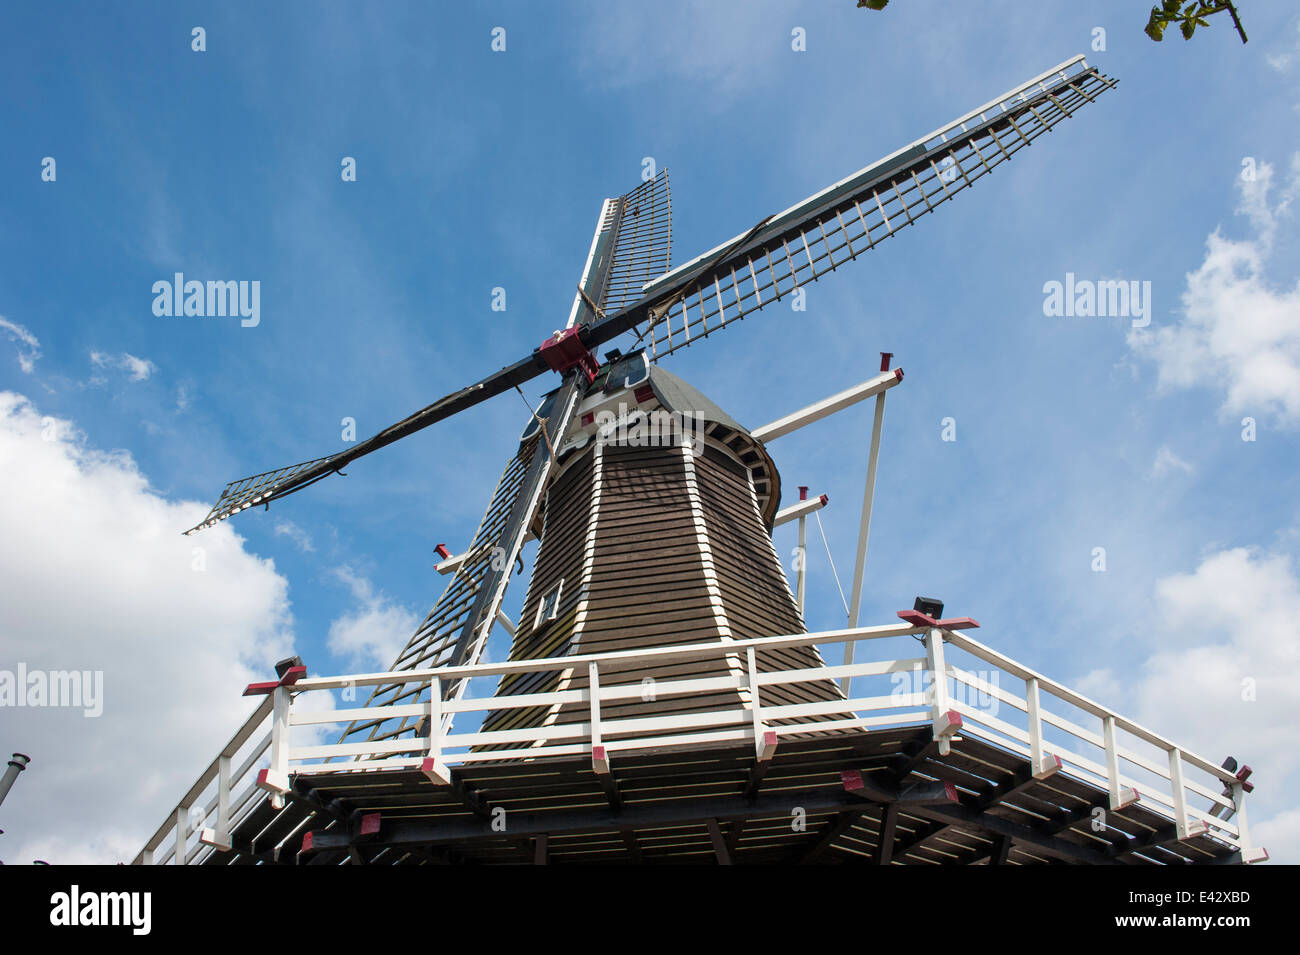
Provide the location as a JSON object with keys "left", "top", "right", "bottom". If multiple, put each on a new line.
{"left": 274, "top": 519, "right": 316, "bottom": 553}
{"left": 0, "top": 391, "right": 295, "bottom": 864}
{"left": 1129, "top": 157, "right": 1300, "bottom": 424}
{"left": 326, "top": 567, "right": 417, "bottom": 670}
{"left": 1149, "top": 445, "right": 1194, "bottom": 480}
{"left": 90, "top": 350, "right": 158, "bottom": 382}
{"left": 0, "top": 316, "right": 41, "bottom": 373}
{"left": 1100, "top": 547, "right": 1300, "bottom": 863}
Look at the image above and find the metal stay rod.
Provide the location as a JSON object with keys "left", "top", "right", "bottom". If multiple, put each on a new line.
{"left": 841, "top": 354, "right": 893, "bottom": 688}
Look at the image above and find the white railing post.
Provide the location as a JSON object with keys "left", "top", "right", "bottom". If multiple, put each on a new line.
{"left": 589, "top": 662, "right": 610, "bottom": 775}
{"left": 1102, "top": 715, "right": 1139, "bottom": 809}
{"left": 1167, "top": 747, "right": 1207, "bottom": 840}
{"left": 200, "top": 754, "right": 233, "bottom": 851}
{"left": 141, "top": 849, "right": 154, "bottom": 865}
{"left": 255, "top": 685, "right": 291, "bottom": 808}
{"left": 924, "top": 629, "right": 960, "bottom": 755}
{"left": 174, "top": 806, "right": 188, "bottom": 865}
{"left": 420, "top": 676, "right": 452, "bottom": 786}
{"left": 747, "top": 646, "right": 777, "bottom": 762}
{"left": 1024, "top": 679, "right": 1059, "bottom": 779}
{"left": 1232, "top": 782, "right": 1268, "bottom": 863}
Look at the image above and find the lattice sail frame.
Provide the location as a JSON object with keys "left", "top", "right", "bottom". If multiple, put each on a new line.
{"left": 600, "top": 169, "right": 672, "bottom": 315}
{"left": 330, "top": 441, "right": 537, "bottom": 752}
{"left": 632, "top": 56, "right": 1116, "bottom": 360}
{"left": 332, "top": 377, "right": 583, "bottom": 754}
{"left": 185, "top": 454, "right": 338, "bottom": 533}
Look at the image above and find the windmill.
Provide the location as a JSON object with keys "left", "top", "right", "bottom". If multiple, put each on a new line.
{"left": 183, "top": 55, "right": 1117, "bottom": 757}
{"left": 150, "top": 56, "right": 1279, "bottom": 869}
{"left": 189, "top": 50, "right": 1113, "bottom": 643}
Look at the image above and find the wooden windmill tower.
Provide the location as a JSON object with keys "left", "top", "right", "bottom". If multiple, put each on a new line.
{"left": 139, "top": 56, "right": 1272, "bottom": 867}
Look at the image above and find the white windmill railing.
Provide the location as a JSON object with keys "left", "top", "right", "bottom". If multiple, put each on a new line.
{"left": 133, "top": 615, "right": 1267, "bottom": 866}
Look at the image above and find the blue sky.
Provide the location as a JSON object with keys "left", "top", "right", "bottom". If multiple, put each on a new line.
{"left": 2, "top": 1, "right": 1298, "bottom": 862}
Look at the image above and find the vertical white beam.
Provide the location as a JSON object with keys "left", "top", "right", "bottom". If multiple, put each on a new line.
{"left": 746, "top": 646, "right": 776, "bottom": 761}
{"left": 1168, "top": 747, "right": 1194, "bottom": 840}
{"left": 201, "top": 754, "right": 234, "bottom": 850}
{"left": 924, "top": 629, "right": 959, "bottom": 756}
{"left": 1103, "top": 715, "right": 1139, "bottom": 809}
{"left": 256, "top": 685, "right": 291, "bottom": 808}
{"left": 421, "top": 676, "right": 452, "bottom": 786}
{"left": 589, "top": 661, "right": 609, "bottom": 774}
{"left": 1232, "top": 783, "right": 1268, "bottom": 863}
{"left": 174, "top": 806, "right": 187, "bottom": 866}
{"left": 217, "top": 754, "right": 230, "bottom": 839}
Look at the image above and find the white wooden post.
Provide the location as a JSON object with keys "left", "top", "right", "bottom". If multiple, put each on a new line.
{"left": 255, "top": 685, "right": 291, "bottom": 808}
{"left": 200, "top": 753, "right": 233, "bottom": 851}
{"left": 1167, "top": 747, "right": 1207, "bottom": 840}
{"left": 421, "top": 677, "right": 452, "bottom": 786}
{"left": 174, "top": 806, "right": 188, "bottom": 865}
{"left": 1102, "top": 716, "right": 1139, "bottom": 809}
{"left": 924, "top": 629, "right": 960, "bottom": 755}
{"left": 590, "top": 662, "right": 610, "bottom": 774}
{"left": 1024, "top": 679, "right": 1059, "bottom": 779}
{"left": 141, "top": 849, "right": 154, "bottom": 866}
{"left": 747, "top": 646, "right": 777, "bottom": 761}
{"left": 1232, "top": 782, "right": 1268, "bottom": 863}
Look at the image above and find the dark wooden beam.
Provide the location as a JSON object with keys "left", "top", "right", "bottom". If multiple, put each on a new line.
{"left": 907, "top": 802, "right": 1121, "bottom": 866}
{"left": 990, "top": 835, "right": 1012, "bottom": 865}
{"left": 725, "top": 819, "right": 746, "bottom": 855}
{"left": 874, "top": 803, "right": 899, "bottom": 865}
{"left": 706, "top": 819, "right": 732, "bottom": 865}
{"left": 799, "top": 809, "right": 867, "bottom": 864}
{"left": 621, "top": 829, "right": 642, "bottom": 862}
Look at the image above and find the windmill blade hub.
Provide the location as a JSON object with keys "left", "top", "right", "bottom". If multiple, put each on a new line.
{"left": 538, "top": 325, "right": 599, "bottom": 383}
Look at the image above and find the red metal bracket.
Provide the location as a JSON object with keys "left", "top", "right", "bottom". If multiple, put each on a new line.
{"left": 539, "top": 327, "right": 599, "bottom": 383}
{"left": 243, "top": 665, "right": 308, "bottom": 697}
{"left": 897, "top": 610, "right": 980, "bottom": 630}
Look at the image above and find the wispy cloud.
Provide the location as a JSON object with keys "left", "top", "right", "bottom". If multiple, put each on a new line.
{"left": 326, "top": 566, "right": 418, "bottom": 670}
{"left": 90, "top": 350, "right": 158, "bottom": 382}
{"left": 1150, "top": 445, "right": 1194, "bottom": 480}
{"left": 0, "top": 316, "right": 41, "bottom": 373}
{"left": 273, "top": 519, "right": 315, "bottom": 554}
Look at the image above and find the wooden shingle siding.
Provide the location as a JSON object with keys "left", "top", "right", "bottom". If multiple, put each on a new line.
{"left": 481, "top": 414, "right": 845, "bottom": 748}
{"left": 693, "top": 445, "right": 848, "bottom": 717}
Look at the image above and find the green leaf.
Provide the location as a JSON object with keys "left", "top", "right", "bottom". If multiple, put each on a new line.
{"left": 1145, "top": 18, "right": 1166, "bottom": 41}
{"left": 1181, "top": 18, "right": 1197, "bottom": 39}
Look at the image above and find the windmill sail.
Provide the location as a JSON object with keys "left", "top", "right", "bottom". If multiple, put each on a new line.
{"left": 598, "top": 170, "right": 672, "bottom": 316}
{"left": 183, "top": 56, "right": 1113, "bottom": 535}
{"left": 565, "top": 169, "right": 672, "bottom": 330}
{"left": 585, "top": 56, "right": 1117, "bottom": 359}
{"left": 332, "top": 359, "right": 585, "bottom": 753}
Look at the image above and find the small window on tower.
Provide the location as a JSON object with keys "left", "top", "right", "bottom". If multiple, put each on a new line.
{"left": 535, "top": 579, "right": 564, "bottom": 629}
